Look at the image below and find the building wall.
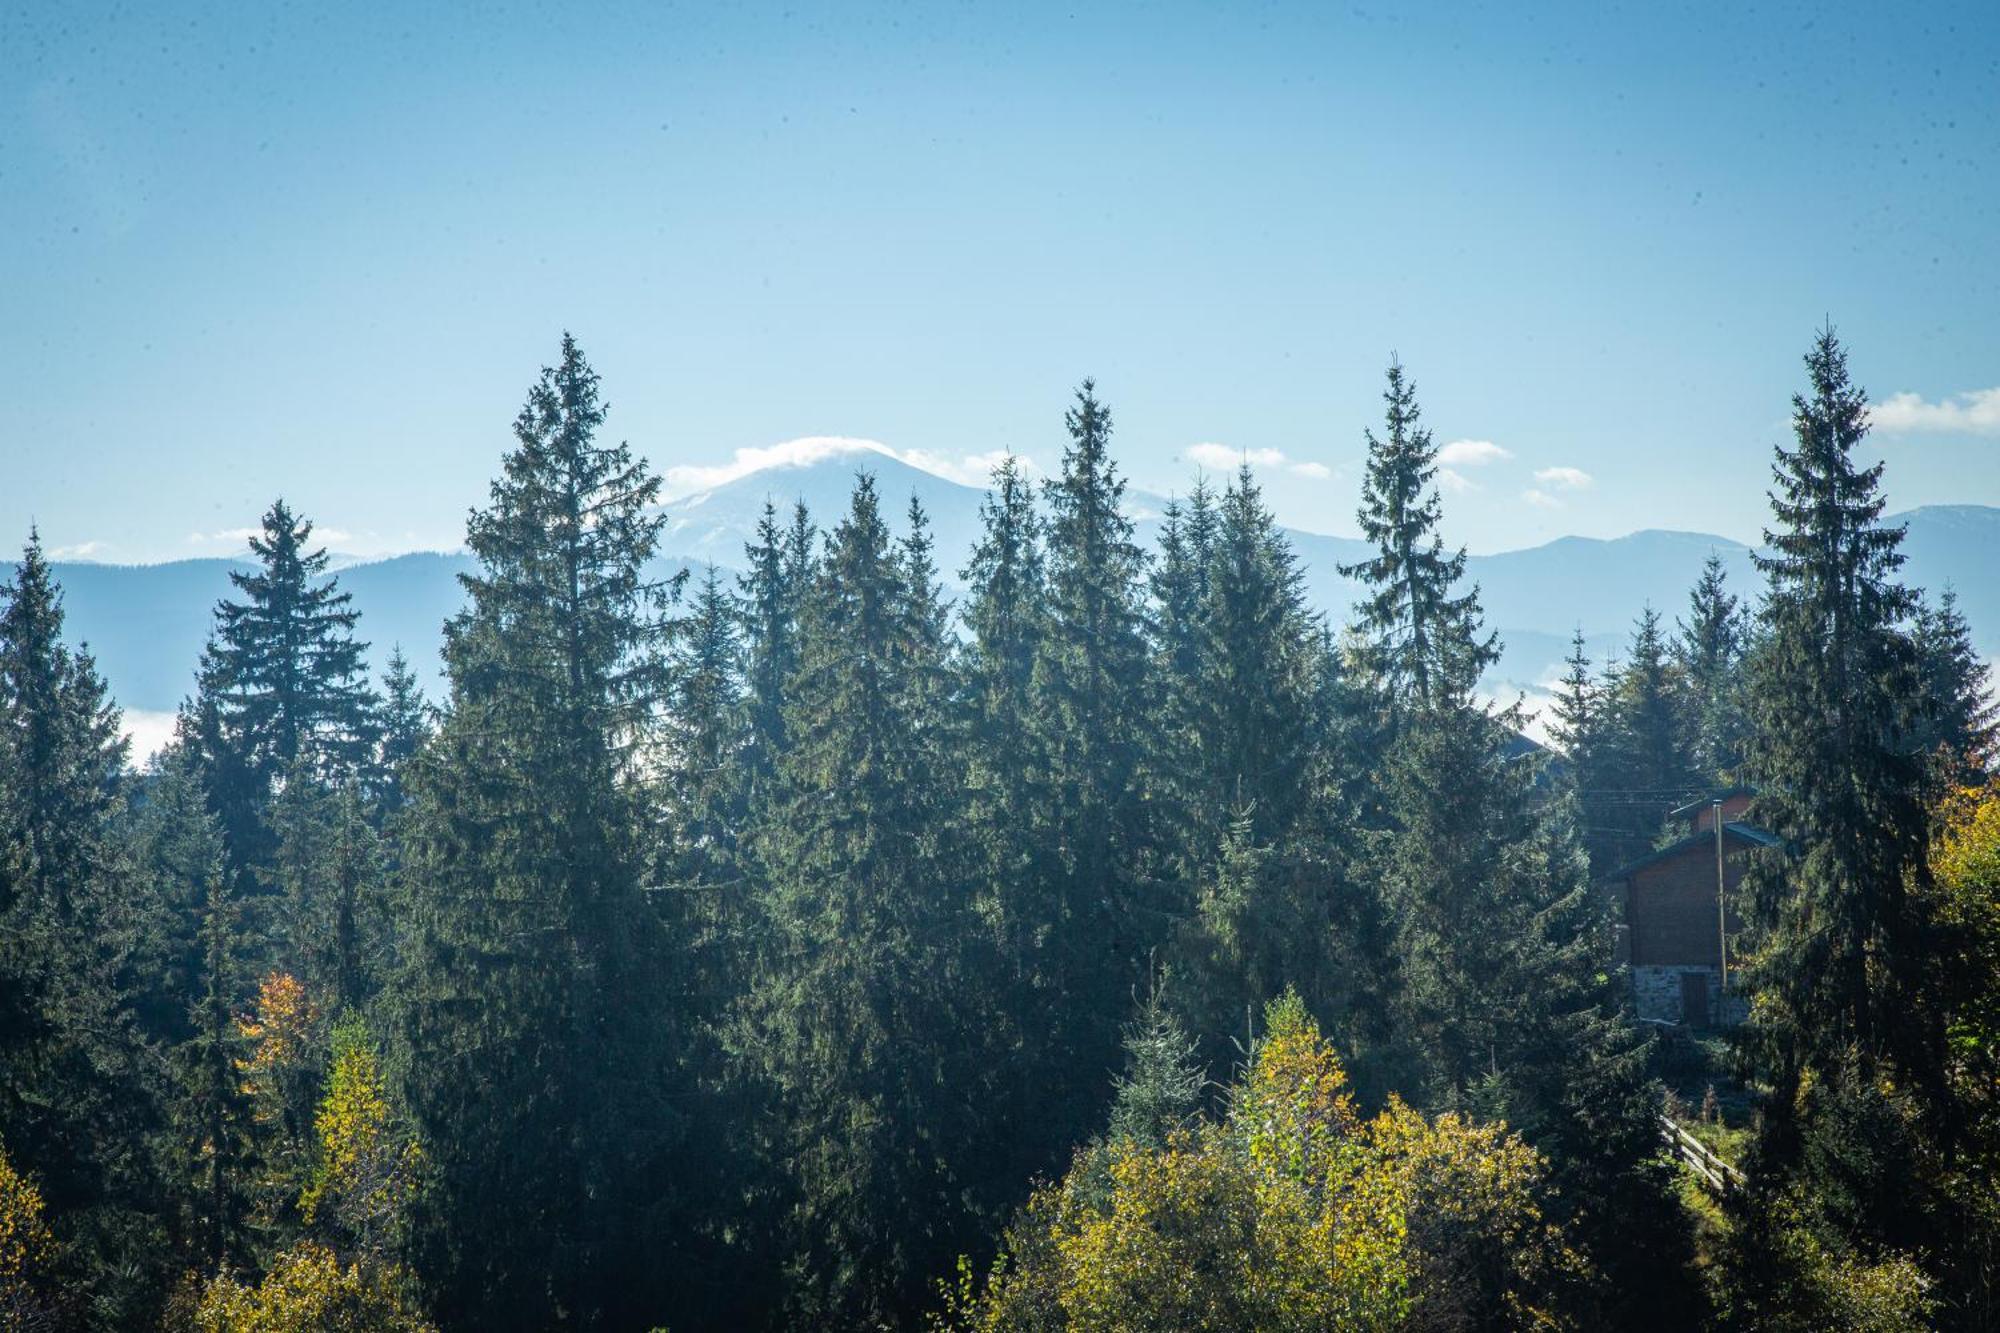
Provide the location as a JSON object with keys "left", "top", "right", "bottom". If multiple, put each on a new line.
{"left": 1689, "top": 792, "right": 1755, "bottom": 834}
{"left": 1626, "top": 845, "right": 1746, "bottom": 969}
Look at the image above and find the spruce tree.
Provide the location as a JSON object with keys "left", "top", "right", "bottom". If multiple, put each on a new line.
{"left": 1338, "top": 384, "right": 1700, "bottom": 1321}
{"left": 0, "top": 534, "right": 169, "bottom": 1320}
{"left": 731, "top": 474, "right": 984, "bottom": 1326}
{"left": 204, "top": 500, "right": 378, "bottom": 786}
{"left": 1338, "top": 359, "right": 1497, "bottom": 717}
{"left": 269, "top": 773, "right": 382, "bottom": 1014}
{"left": 1675, "top": 553, "right": 1750, "bottom": 780}
{"left": 663, "top": 564, "right": 746, "bottom": 889}
{"left": 1033, "top": 380, "right": 1154, "bottom": 1125}
{"left": 370, "top": 646, "right": 432, "bottom": 814}
{"left": 1198, "top": 466, "right": 1321, "bottom": 844}
{"left": 958, "top": 456, "right": 1068, "bottom": 1189}
{"left": 1146, "top": 483, "right": 1219, "bottom": 877}
{"left": 1911, "top": 587, "right": 1996, "bottom": 786}
{"left": 390, "top": 334, "right": 683, "bottom": 1329}
{"left": 1740, "top": 327, "right": 1936, "bottom": 1117}
{"left": 1596, "top": 605, "right": 1697, "bottom": 868}
{"left": 738, "top": 501, "right": 815, "bottom": 805}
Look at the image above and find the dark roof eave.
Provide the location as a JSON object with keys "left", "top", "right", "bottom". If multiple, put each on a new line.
{"left": 1598, "top": 821, "right": 1777, "bottom": 883}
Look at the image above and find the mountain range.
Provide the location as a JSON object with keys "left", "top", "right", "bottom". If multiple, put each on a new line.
{"left": 36, "top": 453, "right": 1998, "bottom": 754}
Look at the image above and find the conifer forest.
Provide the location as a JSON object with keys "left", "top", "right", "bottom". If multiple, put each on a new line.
{"left": 5, "top": 326, "right": 2000, "bottom": 1333}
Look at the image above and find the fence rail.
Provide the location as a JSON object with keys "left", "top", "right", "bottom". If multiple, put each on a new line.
{"left": 1660, "top": 1115, "right": 1746, "bottom": 1197}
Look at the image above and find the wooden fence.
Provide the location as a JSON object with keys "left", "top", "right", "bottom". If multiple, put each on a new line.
{"left": 1660, "top": 1115, "right": 1746, "bottom": 1197}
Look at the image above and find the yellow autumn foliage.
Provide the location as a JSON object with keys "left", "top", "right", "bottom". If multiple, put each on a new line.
{"left": 238, "top": 972, "right": 320, "bottom": 1103}
{"left": 193, "top": 1241, "right": 435, "bottom": 1333}
{"left": 942, "top": 993, "right": 1576, "bottom": 1331}
{"left": 300, "top": 1018, "right": 421, "bottom": 1255}
{"left": 0, "top": 1143, "right": 55, "bottom": 1304}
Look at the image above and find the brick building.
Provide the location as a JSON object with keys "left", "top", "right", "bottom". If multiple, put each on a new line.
{"left": 1605, "top": 788, "right": 1775, "bottom": 1027}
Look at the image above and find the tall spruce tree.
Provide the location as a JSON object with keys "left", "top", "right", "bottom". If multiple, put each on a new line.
{"left": 1911, "top": 587, "right": 1996, "bottom": 787}
{"left": 1033, "top": 380, "right": 1155, "bottom": 1147}
{"left": 370, "top": 646, "right": 432, "bottom": 814}
{"left": 1675, "top": 553, "right": 1751, "bottom": 781}
{"left": 204, "top": 500, "right": 378, "bottom": 786}
{"left": 1338, "top": 359, "right": 1497, "bottom": 716}
{"left": 1146, "top": 482, "right": 1219, "bottom": 878}
{"left": 1338, "top": 378, "right": 1701, "bottom": 1322}
{"left": 1724, "top": 329, "right": 1974, "bottom": 1325}
{"left": 1740, "top": 327, "right": 1936, "bottom": 1118}
{"left": 390, "top": 334, "right": 684, "bottom": 1329}
{"left": 731, "top": 474, "right": 985, "bottom": 1326}
{"left": 738, "top": 501, "right": 815, "bottom": 807}
{"left": 0, "top": 534, "right": 169, "bottom": 1322}
{"left": 958, "top": 456, "right": 1068, "bottom": 1189}
{"left": 1596, "top": 605, "right": 1697, "bottom": 869}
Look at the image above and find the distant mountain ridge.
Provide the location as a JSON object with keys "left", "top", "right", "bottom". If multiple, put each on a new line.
{"left": 37, "top": 455, "right": 1999, "bottom": 739}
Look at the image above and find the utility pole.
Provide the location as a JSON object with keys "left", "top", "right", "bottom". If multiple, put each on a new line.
{"left": 1713, "top": 798, "right": 1728, "bottom": 996}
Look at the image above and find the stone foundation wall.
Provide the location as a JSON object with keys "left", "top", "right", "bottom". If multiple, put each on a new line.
{"left": 1631, "top": 964, "right": 1745, "bottom": 1027}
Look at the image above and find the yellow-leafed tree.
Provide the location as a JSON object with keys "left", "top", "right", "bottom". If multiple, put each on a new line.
{"left": 193, "top": 1241, "right": 434, "bottom": 1333}
{"left": 938, "top": 993, "right": 1577, "bottom": 1332}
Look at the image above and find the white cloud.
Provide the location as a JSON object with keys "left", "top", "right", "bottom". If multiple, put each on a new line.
{"left": 664, "top": 437, "right": 894, "bottom": 495}
{"left": 1438, "top": 468, "right": 1478, "bottom": 494}
{"left": 662, "top": 436, "right": 1037, "bottom": 497}
{"left": 1182, "top": 442, "right": 1333, "bottom": 480}
{"left": 1533, "top": 465, "right": 1594, "bottom": 490}
{"left": 187, "top": 527, "right": 260, "bottom": 549}
{"left": 51, "top": 540, "right": 107, "bottom": 560}
{"left": 898, "top": 448, "right": 1039, "bottom": 487}
{"left": 1522, "top": 488, "right": 1561, "bottom": 509}
{"left": 121, "top": 709, "right": 179, "bottom": 766}
{"left": 1438, "top": 439, "right": 1512, "bottom": 467}
{"left": 1869, "top": 386, "right": 2000, "bottom": 436}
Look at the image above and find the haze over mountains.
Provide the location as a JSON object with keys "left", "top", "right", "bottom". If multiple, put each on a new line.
{"left": 42, "top": 452, "right": 1999, "bottom": 757}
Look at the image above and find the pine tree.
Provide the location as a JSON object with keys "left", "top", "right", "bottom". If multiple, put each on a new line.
{"left": 731, "top": 474, "right": 985, "bottom": 1326}
{"left": 269, "top": 774, "right": 382, "bottom": 1014}
{"left": 1338, "top": 359, "right": 1497, "bottom": 716}
{"left": 390, "top": 334, "right": 683, "bottom": 1329}
{"left": 1336, "top": 389, "right": 1700, "bottom": 1319}
{"left": 738, "top": 501, "right": 815, "bottom": 805}
{"left": 1740, "top": 327, "right": 1936, "bottom": 1120}
{"left": 1198, "top": 466, "right": 1322, "bottom": 844}
{"left": 1028, "top": 380, "right": 1157, "bottom": 1164}
{"left": 205, "top": 500, "right": 378, "bottom": 786}
{"left": 0, "top": 533, "right": 169, "bottom": 1319}
{"left": 1596, "top": 605, "right": 1696, "bottom": 868}
{"left": 663, "top": 564, "right": 745, "bottom": 889}
{"left": 1146, "top": 483, "right": 1219, "bottom": 876}
{"left": 370, "top": 646, "right": 432, "bottom": 814}
{"left": 1675, "top": 553, "right": 1750, "bottom": 780}
{"left": 1719, "top": 335, "right": 1979, "bottom": 1325}
{"left": 1911, "top": 587, "right": 1996, "bottom": 786}
{"left": 133, "top": 756, "right": 255, "bottom": 1274}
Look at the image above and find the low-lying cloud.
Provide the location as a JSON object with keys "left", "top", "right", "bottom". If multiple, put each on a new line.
{"left": 1870, "top": 386, "right": 2000, "bottom": 437}
{"left": 1533, "top": 465, "right": 1593, "bottom": 490}
{"left": 662, "top": 437, "right": 1035, "bottom": 497}
{"left": 1438, "top": 439, "right": 1513, "bottom": 467}
{"left": 1181, "top": 442, "right": 1333, "bottom": 480}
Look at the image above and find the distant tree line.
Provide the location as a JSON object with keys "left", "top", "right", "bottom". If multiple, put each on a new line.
{"left": 0, "top": 328, "right": 1994, "bottom": 1330}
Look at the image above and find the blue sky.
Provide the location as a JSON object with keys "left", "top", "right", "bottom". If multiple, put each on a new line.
{"left": 4, "top": 0, "right": 1997, "bottom": 561}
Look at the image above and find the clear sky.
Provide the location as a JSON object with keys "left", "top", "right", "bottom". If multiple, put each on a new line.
{"left": 5, "top": 0, "right": 1997, "bottom": 561}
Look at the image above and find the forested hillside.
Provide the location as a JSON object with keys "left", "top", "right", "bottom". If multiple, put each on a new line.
{"left": 3, "top": 330, "right": 1996, "bottom": 1330}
